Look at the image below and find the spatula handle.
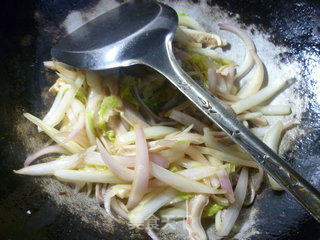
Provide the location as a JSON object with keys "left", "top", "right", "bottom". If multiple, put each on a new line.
{"left": 144, "top": 37, "right": 320, "bottom": 223}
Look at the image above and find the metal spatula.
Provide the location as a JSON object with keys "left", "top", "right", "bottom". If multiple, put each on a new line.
{"left": 51, "top": 0, "right": 320, "bottom": 222}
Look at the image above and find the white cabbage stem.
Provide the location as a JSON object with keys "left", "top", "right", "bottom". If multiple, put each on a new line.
{"left": 263, "top": 121, "right": 284, "bottom": 191}
{"left": 231, "top": 79, "right": 292, "bottom": 114}
{"left": 250, "top": 105, "right": 291, "bottom": 115}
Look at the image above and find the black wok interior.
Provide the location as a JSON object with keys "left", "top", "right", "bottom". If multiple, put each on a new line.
{"left": 0, "top": 0, "right": 319, "bottom": 239}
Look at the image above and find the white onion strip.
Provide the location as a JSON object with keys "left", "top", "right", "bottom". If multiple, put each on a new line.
{"left": 250, "top": 105, "right": 291, "bottom": 115}
{"left": 104, "top": 185, "right": 131, "bottom": 223}
{"left": 218, "top": 23, "right": 255, "bottom": 80}
{"left": 85, "top": 151, "right": 169, "bottom": 169}
{"left": 24, "top": 145, "right": 69, "bottom": 167}
{"left": 185, "top": 146, "right": 209, "bottom": 165}
{"left": 15, "top": 153, "right": 82, "bottom": 176}
{"left": 97, "top": 139, "right": 134, "bottom": 181}
{"left": 42, "top": 74, "right": 84, "bottom": 129}
{"left": 150, "top": 163, "right": 219, "bottom": 194}
{"left": 237, "top": 50, "right": 264, "bottom": 98}
{"left": 169, "top": 110, "right": 208, "bottom": 134}
{"left": 54, "top": 169, "right": 126, "bottom": 184}
{"left": 127, "top": 126, "right": 150, "bottom": 209}
{"left": 215, "top": 167, "right": 248, "bottom": 236}
{"left": 24, "top": 113, "right": 84, "bottom": 153}
{"left": 128, "top": 188, "right": 178, "bottom": 226}
{"left": 116, "top": 126, "right": 177, "bottom": 145}
{"left": 231, "top": 79, "right": 291, "bottom": 114}
{"left": 218, "top": 169, "right": 235, "bottom": 203}
{"left": 196, "top": 146, "right": 258, "bottom": 168}
{"left": 64, "top": 113, "right": 85, "bottom": 142}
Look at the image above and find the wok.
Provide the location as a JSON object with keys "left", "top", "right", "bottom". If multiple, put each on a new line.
{"left": 0, "top": 0, "right": 319, "bottom": 239}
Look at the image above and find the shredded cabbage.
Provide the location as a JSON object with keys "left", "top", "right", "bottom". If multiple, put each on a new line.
{"left": 202, "top": 202, "right": 225, "bottom": 217}
{"left": 99, "top": 96, "right": 122, "bottom": 124}
{"left": 178, "top": 191, "right": 195, "bottom": 200}
{"left": 76, "top": 88, "right": 87, "bottom": 105}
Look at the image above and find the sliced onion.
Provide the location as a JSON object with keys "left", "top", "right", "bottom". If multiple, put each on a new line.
{"left": 119, "top": 102, "right": 150, "bottom": 128}
{"left": 238, "top": 112, "right": 268, "bottom": 127}
{"left": 85, "top": 151, "right": 168, "bottom": 169}
{"left": 226, "top": 61, "right": 236, "bottom": 92}
{"left": 111, "top": 198, "right": 129, "bottom": 220}
{"left": 95, "top": 183, "right": 104, "bottom": 205}
{"left": 218, "top": 169, "right": 235, "bottom": 203}
{"left": 211, "top": 194, "right": 229, "bottom": 207}
{"left": 251, "top": 105, "right": 291, "bottom": 115}
{"left": 116, "top": 139, "right": 176, "bottom": 156}
{"left": 149, "top": 166, "right": 220, "bottom": 189}
{"left": 116, "top": 126, "right": 177, "bottom": 145}
{"left": 216, "top": 167, "right": 248, "bottom": 236}
{"left": 128, "top": 188, "right": 178, "bottom": 226}
{"left": 41, "top": 84, "right": 69, "bottom": 130}
{"left": 159, "top": 207, "right": 186, "bottom": 221}
{"left": 169, "top": 110, "right": 208, "bottom": 134}
{"left": 149, "top": 154, "right": 169, "bottom": 168}
{"left": 196, "top": 146, "right": 258, "bottom": 168}
{"left": 24, "top": 144, "right": 69, "bottom": 167}
{"left": 237, "top": 50, "right": 264, "bottom": 98}
{"left": 178, "top": 159, "right": 203, "bottom": 169}
{"left": 97, "top": 139, "right": 134, "bottom": 182}
{"left": 127, "top": 126, "right": 150, "bottom": 209}
{"left": 86, "top": 183, "right": 92, "bottom": 196}
{"left": 42, "top": 74, "right": 84, "bottom": 129}
{"left": 53, "top": 60, "right": 77, "bottom": 80}
{"left": 218, "top": 23, "right": 255, "bottom": 80}
{"left": 15, "top": 153, "right": 82, "bottom": 176}
{"left": 243, "top": 180, "right": 256, "bottom": 207}
{"left": 64, "top": 113, "right": 85, "bottom": 142}
{"left": 166, "top": 131, "right": 204, "bottom": 145}
{"left": 231, "top": 79, "right": 291, "bottom": 114}
{"left": 104, "top": 185, "right": 131, "bottom": 223}
{"left": 54, "top": 169, "right": 126, "bottom": 184}
{"left": 24, "top": 113, "right": 84, "bottom": 153}
{"left": 186, "top": 194, "right": 209, "bottom": 240}
{"left": 150, "top": 163, "right": 219, "bottom": 194}
{"left": 74, "top": 182, "right": 86, "bottom": 194}
{"left": 210, "top": 176, "right": 220, "bottom": 189}
{"left": 185, "top": 146, "right": 209, "bottom": 165}
{"left": 251, "top": 166, "right": 264, "bottom": 192}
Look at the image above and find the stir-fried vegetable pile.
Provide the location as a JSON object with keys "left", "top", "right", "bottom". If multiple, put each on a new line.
{"left": 16, "top": 14, "right": 295, "bottom": 239}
